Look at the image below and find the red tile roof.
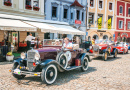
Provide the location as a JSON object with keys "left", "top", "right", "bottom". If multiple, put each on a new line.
{"left": 71, "top": 0, "right": 84, "bottom": 8}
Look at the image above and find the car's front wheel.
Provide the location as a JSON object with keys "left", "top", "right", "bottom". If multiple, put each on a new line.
{"left": 12, "top": 63, "right": 26, "bottom": 79}
{"left": 114, "top": 50, "right": 118, "bottom": 58}
{"left": 103, "top": 52, "right": 108, "bottom": 61}
{"left": 81, "top": 57, "right": 89, "bottom": 72}
{"left": 41, "top": 64, "right": 57, "bottom": 85}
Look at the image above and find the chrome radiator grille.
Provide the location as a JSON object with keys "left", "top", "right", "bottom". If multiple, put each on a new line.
{"left": 27, "top": 52, "right": 35, "bottom": 60}
{"left": 27, "top": 51, "right": 36, "bottom": 71}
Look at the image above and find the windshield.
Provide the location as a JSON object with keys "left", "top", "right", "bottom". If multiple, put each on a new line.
{"left": 43, "top": 39, "right": 63, "bottom": 46}
{"left": 115, "top": 42, "right": 125, "bottom": 47}
{"left": 95, "top": 40, "right": 113, "bottom": 44}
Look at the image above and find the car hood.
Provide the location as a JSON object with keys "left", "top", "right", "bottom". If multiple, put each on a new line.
{"left": 97, "top": 44, "right": 108, "bottom": 47}
{"left": 115, "top": 46, "right": 123, "bottom": 49}
{"left": 36, "top": 47, "right": 61, "bottom": 53}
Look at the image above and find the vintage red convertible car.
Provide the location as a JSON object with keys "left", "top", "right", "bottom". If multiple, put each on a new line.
{"left": 85, "top": 40, "right": 118, "bottom": 61}
{"left": 10, "top": 39, "right": 92, "bottom": 84}
{"left": 115, "top": 42, "right": 128, "bottom": 54}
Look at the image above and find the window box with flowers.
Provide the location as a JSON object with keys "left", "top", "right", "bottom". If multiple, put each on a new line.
{"left": 4, "top": 1, "right": 12, "bottom": 6}
{"left": 33, "top": 6, "right": 40, "bottom": 11}
{"left": 26, "top": 5, "right": 32, "bottom": 10}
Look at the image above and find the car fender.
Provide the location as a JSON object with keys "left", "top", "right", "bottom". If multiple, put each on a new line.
{"left": 111, "top": 48, "right": 117, "bottom": 54}
{"left": 79, "top": 53, "right": 91, "bottom": 63}
{"left": 102, "top": 49, "right": 107, "bottom": 53}
{"left": 13, "top": 58, "right": 23, "bottom": 65}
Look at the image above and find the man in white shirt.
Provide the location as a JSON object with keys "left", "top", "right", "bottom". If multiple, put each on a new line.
{"left": 63, "top": 37, "right": 73, "bottom": 50}
{"left": 25, "top": 33, "right": 35, "bottom": 50}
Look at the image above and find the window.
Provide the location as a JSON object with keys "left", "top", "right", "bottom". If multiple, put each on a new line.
{"left": 90, "top": 0, "right": 94, "bottom": 7}
{"left": 64, "top": 9, "right": 68, "bottom": 19}
{"left": 77, "top": 10, "right": 80, "bottom": 20}
{"left": 128, "top": 22, "right": 130, "bottom": 29}
{"left": 99, "top": 0, "right": 103, "bottom": 9}
{"left": 109, "top": 3, "right": 113, "bottom": 10}
{"left": 33, "top": 0, "right": 39, "bottom": 7}
{"left": 71, "top": 13, "right": 73, "bottom": 19}
{"left": 128, "top": 8, "right": 130, "bottom": 15}
{"left": 26, "top": 0, "right": 31, "bottom": 5}
{"left": 52, "top": 6, "right": 57, "bottom": 17}
{"left": 108, "top": 16, "right": 113, "bottom": 26}
{"left": 82, "top": 12, "right": 84, "bottom": 21}
{"left": 97, "top": 14, "right": 103, "bottom": 24}
{"left": 120, "top": 6, "right": 123, "bottom": 13}
{"left": 88, "top": 13, "right": 94, "bottom": 24}
{"left": 27, "top": 32, "right": 35, "bottom": 37}
{"left": 4, "top": 0, "right": 12, "bottom": 6}
{"left": 119, "top": 21, "right": 123, "bottom": 29}
{"left": 25, "top": 0, "right": 39, "bottom": 11}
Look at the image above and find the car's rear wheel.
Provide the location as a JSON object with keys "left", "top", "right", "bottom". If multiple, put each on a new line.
{"left": 103, "top": 52, "right": 108, "bottom": 61}
{"left": 81, "top": 57, "right": 89, "bottom": 72}
{"left": 126, "top": 50, "right": 128, "bottom": 54}
{"left": 12, "top": 63, "right": 26, "bottom": 79}
{"left": 114, "top": 50, "right": 117, "bottom": 58}
{"left": 123, "top": 50, "right": 125, "bottom": 54}
{"left": 41, "top": 64, "right": 57, "bottom": 85}
{"left": 107, "top": 47, "right": 111, "bottom": 55}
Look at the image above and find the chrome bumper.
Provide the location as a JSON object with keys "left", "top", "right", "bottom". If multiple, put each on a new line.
{"left": 12, "top": 69, "right": 41, "bottom": 76}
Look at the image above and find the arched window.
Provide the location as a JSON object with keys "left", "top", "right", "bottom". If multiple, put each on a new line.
{"left": 103, "top": 35, "right": 108, "bottom": 40}
{"left": 93, "top": 35, "right": 99, "bottom": 40}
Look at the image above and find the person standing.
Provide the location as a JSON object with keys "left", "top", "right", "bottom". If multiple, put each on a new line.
{"left": 92, "top": 38, "right": 95, "bottom": 45}
{"left": 25, "top": 33, "right": 36, "bottom": 50}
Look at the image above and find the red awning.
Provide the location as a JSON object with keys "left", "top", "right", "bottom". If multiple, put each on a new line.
{"left": 71, "top": 0, "right": 84, "bottom": 8}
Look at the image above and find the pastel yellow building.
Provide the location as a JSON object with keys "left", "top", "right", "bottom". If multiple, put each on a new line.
{"left": 86, "top": 0, "right": 116, "bottom": 41}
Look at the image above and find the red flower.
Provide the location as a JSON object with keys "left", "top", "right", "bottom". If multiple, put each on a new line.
{"left": 4, "top": 1, "right": 12, "bottom": 6}
{"left": 33, "top": 6, "right": 40, "bottom": 11}
{"left": 26, "top": 5, "right": 32, "bottom": 10}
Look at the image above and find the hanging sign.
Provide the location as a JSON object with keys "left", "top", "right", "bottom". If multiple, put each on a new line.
{"left": 75, "top": 20, "right": 81, "bottom": 24}
{"left": 98, "top": 17, "right": 102, "bottom": 29}
{"left": 108, "top": 18, "right": 111, "bottom": 29}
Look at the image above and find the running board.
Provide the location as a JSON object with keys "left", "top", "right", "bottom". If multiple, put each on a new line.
{"left": 66, "top": 66, "right": 82, "bottom": 71}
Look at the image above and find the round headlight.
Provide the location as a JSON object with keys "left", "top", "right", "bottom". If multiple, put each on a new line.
{"left": 99, "top": 46, "right": 102, "bottom": 49}
{"left": 35, "top": 53, "right": 40, "bottom": 60}
{"left": 21, "top": 52, "right": 25, "bottom": 59}
{"left": 89, "top": 46, "right": 92, "bottom": 50}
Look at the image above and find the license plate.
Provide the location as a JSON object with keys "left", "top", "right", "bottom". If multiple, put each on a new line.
{"left": 14, "top": 69, "right": 21, "bottom": 75}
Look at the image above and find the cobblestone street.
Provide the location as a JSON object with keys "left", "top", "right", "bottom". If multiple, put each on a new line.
{"left": 0, "top": 53, "right": 130, "bottom": 90}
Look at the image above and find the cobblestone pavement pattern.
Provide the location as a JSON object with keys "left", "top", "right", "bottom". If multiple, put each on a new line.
{"left": 0, "top": 53, "right": 130, "bottom": 90}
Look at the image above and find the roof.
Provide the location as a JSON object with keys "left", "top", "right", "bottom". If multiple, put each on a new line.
{"left": 70, "top": 0, "right": 84, "bottom": 8}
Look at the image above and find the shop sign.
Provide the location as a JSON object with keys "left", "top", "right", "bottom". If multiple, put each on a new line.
{"left": 113, "top": 34, "right": 115, "bottom": 37}
{"left": 75, "top": 20, "right": 81, "bottom": 24}
{"left": 121, "top": 33, "right": 128, "bottom": 37}
{"left": 97, "top": 30, "right": 106, "bottom": 32}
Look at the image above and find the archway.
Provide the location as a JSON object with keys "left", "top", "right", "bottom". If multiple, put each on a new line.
{"left": 122, "top": 37, "right": 127, "bottom": 42}
{"left": 88, "top": 36, "right": 91, "bottom": 41}
{"left": 93, "top": 35, "right": 99, "bottom": 40}
{"left": 103, "top": 35, "right": 108, "bottom": 40}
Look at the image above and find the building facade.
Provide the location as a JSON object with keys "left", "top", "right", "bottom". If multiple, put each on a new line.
{"left": 0, "top": 0, "right": 45, "bottom": 42}
{"left": 86, "top": 0, "right": 116, "bottom": 41}
{"left": 44, "top": 0, "right": 87, "bottom": 40}
{"left": 115, "top": 0, "right": 130, "bottom": 42}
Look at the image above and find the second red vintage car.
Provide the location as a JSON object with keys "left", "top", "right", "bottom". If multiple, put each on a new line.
{"left": 115, "top": 42, "right": 128, "bottom": 54}
{"left": 85, "top": 40, "right": 118, "bottom": 61}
